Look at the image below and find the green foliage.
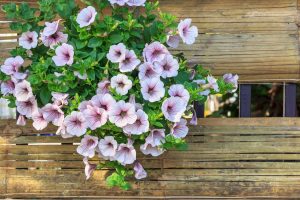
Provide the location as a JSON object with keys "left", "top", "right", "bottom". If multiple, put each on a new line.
{"left": 162, "top": 134, "right": 188, "bottom": 151}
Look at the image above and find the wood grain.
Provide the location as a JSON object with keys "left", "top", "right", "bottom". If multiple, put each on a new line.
{"left": 1, "top": 118, "right": 300, "bottom": 198}
{"left": 1, "top": 0, "right": 300, "bottom": 82}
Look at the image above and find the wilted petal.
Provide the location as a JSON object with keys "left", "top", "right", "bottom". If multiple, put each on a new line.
{"left": 83, "top": 157, "right": 97, "bottom": 180}
{"left": 133, "top": 162, "right": 147, "bottom": 179}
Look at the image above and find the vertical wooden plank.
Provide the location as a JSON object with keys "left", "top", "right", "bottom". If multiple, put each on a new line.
{"left": 284, "top": 83, "right": 297, "bottom": 117}
{"left": 239, "top": 84, "right": 251, "bottom": 117}
{"left": 194, "top": 102, "right": 204, "bottom": 118}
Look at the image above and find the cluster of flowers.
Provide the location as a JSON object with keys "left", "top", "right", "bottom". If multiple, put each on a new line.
{"left": 0, "top": 0, "right": 238, "bottom": 184}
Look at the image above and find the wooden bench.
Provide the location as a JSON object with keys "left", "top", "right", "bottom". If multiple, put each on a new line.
{"left": 1, "top": 0, "right": 300, "bottom": 199}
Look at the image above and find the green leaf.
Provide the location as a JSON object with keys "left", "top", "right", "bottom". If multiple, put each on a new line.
{"left": 175, "top": 71, "right": 190, "bottom": 84}
{"left": 109, "top": 33, "right": 123, "bottom": 44}
{"left": 39, "top": 87, "right": 52, "bottom": 105}
{"left": 88, "top": 37, "right": 103, "bottom": 48}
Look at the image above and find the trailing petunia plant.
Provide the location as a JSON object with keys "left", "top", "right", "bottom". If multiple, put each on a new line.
{"left": 1, "top": 0, "right": 238, "bottom": 190}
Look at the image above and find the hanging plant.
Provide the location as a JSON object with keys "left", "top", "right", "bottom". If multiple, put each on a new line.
{"left": 0, "top": 0, "right": 238, "bottom": 190}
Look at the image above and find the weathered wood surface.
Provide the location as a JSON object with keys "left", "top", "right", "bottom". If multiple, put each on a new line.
{"left": 1, "top": 0, "right": 300, "bottom": 82}
{"left": 1, "top": 118, "right": 300, "bottom": 199}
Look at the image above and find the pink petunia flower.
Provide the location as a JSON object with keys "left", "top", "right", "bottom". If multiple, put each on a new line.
{"left": 154, "top": 55, "right": 179, "bottom": 79}
{"left": 141, "top": 78, "right": 165, "bottom": 102}
{"left": 145, "top": 129, "right": 165, "bottom": 146}
{"left": 107, "top": 43, "right": 127, "bottom": 63}
{"left": 14, "top": 80, "right": 33, "bottom": 101}
{"left": 207, "top": 75, "right": 219, "bottom": 92}
{"left": 76, "top": 6, "right": 97, "bottom": 28}
{"left": 123, "top": 109, "right": 149, "bottom": 135}
{"left": 43, "top": 20, "right": 60, "bottom": 37}
{"left": 168, "top": 84, "right": 190, "bottom": 103}
{"left": 162, "top": 97, "right": 187, "bottom": 122}
{"left": 16, "top": 96, "right": 38, "bottom": 118}
{"left": 133, "top": 162, "right": 147, "bottom": 179}
{"left": 1, "top": 80, "right": 15, "bottom": 95}
{"left": 167, "top": 34, "right": 180, "bottom": 48}
{"left": 114, "top": 141, "right": 136, "bottom": 165}
{"left": 223, "top": 73, "right": 239, "bottom": 92}
{"left": 178, "top": 18, "right": 198, "bottom": 45}
{"left": 64, "top": 111, "right": 87, "bottom": 137}
{"left": 52, "top": 43, "right": 74, "bottom": 66}
{"left": 41, "top": 31, "right": 68, "bottom": 48}
{"left": 140, "top": 143, "right": 164, "bottom": 157}
{"left": 190, "top": 108, "right": 198, "bottom": 125}
{"left": 78, "top": 100, "right": 93, "bottom": 112}
{"left": 108, "top": 0, "right": 128, "bottom": 6}
{"left": 96, "top": 79, "right": 110, "bottom": 94}
{"left": 56, "top": 124, "right": 74, "bottom": 138}
{"left": 127, "top": 0, "right": 146, "bottom": 6}
{"left": 1, "top": 56, "right": 24, "bottom": 76}
{"left": 91, "top": 93, "right": 116, "bottom": 113}
{"left": 83, "top": 105, "right": 108, "bottom": 130}
{"left": 109, "top": 100, "right": 137, "bottom": 127}
{"left": 83, "top": 157, "right": 97, "bottom": 180}
{"left": 119, "top": 50, "right": 140, "bottom": 72}
{"left": 138, "top": 62, "right": 162, "bottom": 80}
{"left": 77, "top": 135, "right": 99, "bottom": 158}
{"left": 16, "top": 115, "right": 26, "bottom": 126}
{"left": 32, "top": 109, "right": 48, "bottom": 130}
{"left": 42, "top": 103, "right": 64, "bottom": 126}
{"left": 98, "top": 136, "right": 118, "bottom": 157}
{"left": 143, "top": 42, "right": 170, "bottom": 63}
{"left": 19, "top": 31, "right": 38, "bottom": 49}
{"left": 51, "top": 92, "right": 69, "bottom": 107}
{"left": 170, "top": 119, "right": 189, "bottom": 138}
{"left": 12, "top": 71, "right": 28, "bottom": 80}
{"left": 110, "top": 74, "right": 132, "bottom": 95}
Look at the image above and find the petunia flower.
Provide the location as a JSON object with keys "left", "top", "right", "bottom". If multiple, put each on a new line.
{"left": 96, "top": 79, "right": 110, "bottom": 94}
{"left": 140, "top": 143, "right": 164, "bottom": 157}
{"left": 167, "top": 35, "right": 180, "bottom": 48}
{"left": 168, "top": 84, "right": 190, "bottom": 103}
{"left": 74, "top": 71, "right": 87, "bottom": 80}
{"left": 110, "top": 74, "right": 132, "bottom": 95}
{"left": 42, "top": 103, "right": 64, "bottom": 126}
{"left": 77, "top": 135, "right": 99, "bottom": 158}
{"left": 119, "top": 50, "right": 140, "bottom": 72}
{"left": 190, "top": 108, "right": 198, "bottom": 125}
{"left": 207, "top": 75, "right": 219, "bottom": 92}
{"left": 14, "top": 80, "right": 33, "bottom": 101}
{"left": 32, "top": 109, "right": 48, "bottom": 130}
{"left": 12, "top": 71, "right": 28, "bottom": 80}
{"left": 16, "top": 96, "right": 38, "bottom": 118}
{"left": 64, "top": 111, "right": 87, "bottom": 137}
{"left": 41, "top": 31, "right": 68, "bottom": 48}
{"left": 76, "top": 6, "right": 97, "bottom": 28}
{"left": 91, "top": 93, "right": 116, "bottom": 113}
{"left": 141, "top": 78, "right": 165, "bottom": 102}
{"left": 145, "top": 129, "right": 165, "bottom": 146}
{"left": 43, "top": 20, "right": 60, "bottom": 37}
{"left": 108, "top": 0, "right": 129, "bottom": 6}
{"left": 109, "top": 100, "right": 137, "bottom": 127}
{"left": 16, "top": 115, "right": 26, "bottom": 126}
{"left": 127, "top": 0, "right": 146, "bottom": 6}
{"left": 98, "top": 136, "right": 118, "bottom": 157}
{"left": 1, "top": 56, "right": 24, "bottom": 76}
{"left": 154, "top": 55, "right": 179, "bottom": 79}
{"left": 133, "top": 162, "right": 147, "bottom": 179}
{"left": 223, "top": 73, "right": 239, "bottom": 92}
{"left": 170, "top": 119, "right": 189, "bottom": 138}
{"left": 83, "top": 157, "right": 97, "bottom": 180}
{"left": 162, "top": 97, "right": 187, "bottom": 122}
{"left": 143, "top": 42, "right": 170, "bottom": 63}
{"left": 106, "top": 43, "right": 127, "bottom": 63}
{"left": 138, "top": 62, "right": 162, "bottom": 80}
{"left": 178, "top": 18, "right": 198, "bottom": 45}
{"left": 1, "top": 80, "right": 15, "bottom": 95}
{"left": 83, "top": 105, "right": 108, "bottom": 130}
{"left": 78, "top": 100, "right": 93, "bottom": 112}
{"left": 51, "top": 92, "right": 69, "bottom": 107}
{"left": 19, "top": 31, "right": 38, "bottom": 50}
{"left": 123, "top": 109, "right": 149, "bottom": 135}
{"left": 114, "top": 141, "right": 136, "bottom": 165}
{"left": 56, "top": 124, "right": 74, "bottom": 138}
{"left": 52, "top": 43, "right": 74, "bottom": 66}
